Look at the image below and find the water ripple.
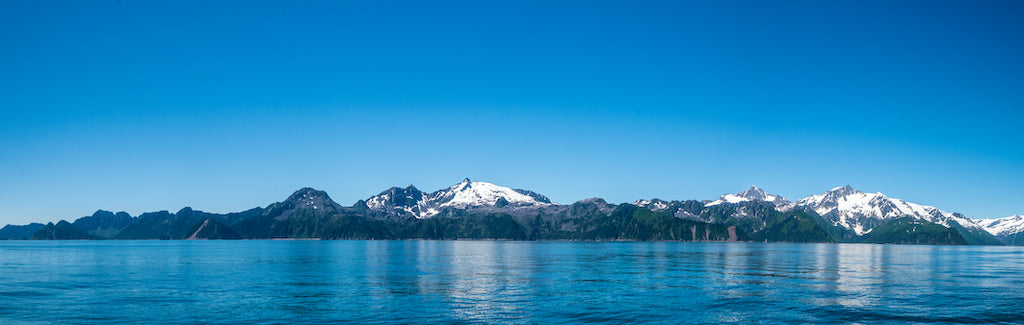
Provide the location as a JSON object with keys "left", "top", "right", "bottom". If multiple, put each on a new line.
{"left": 0, "top": 241, "right": 1022, "bottom": 324}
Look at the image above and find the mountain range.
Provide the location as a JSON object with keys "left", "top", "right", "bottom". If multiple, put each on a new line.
{"left": 973, "top": 215, "right": 1024, "bottom": 245}
{"left": 1, "top": 179, "right": 1019, "bottom": 245}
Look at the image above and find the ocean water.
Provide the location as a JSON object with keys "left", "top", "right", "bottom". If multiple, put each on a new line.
{"left": 1, "top": 241, "right": 1022, "bottom": 324}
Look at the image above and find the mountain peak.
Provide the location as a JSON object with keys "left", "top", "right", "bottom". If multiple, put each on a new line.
{"left": 365, "top": 185, "right": 425, "bottom": 211}
{"left": 706, "top": 186, "right": 790, "bottom": 207}
{"left": 433, "top": 179, "right": 550, "bottom": 208}
{"left": 828, "top": 185, "right": 860, "bottom": 196}
{"left": 579, "top": 197, "right": 608, "bottom": 205}
{"left": 285, "top": 187, "right": 336, "bottom": 211}
{"left": 633, "top": 198, "right": 671, "bottom": 210}
{"left": 796, "top": 186, "right": 985, "bottom": 237}
{"left": 365, "top": 179, "right": 554, "bottom": 218}
{"left": 737, "top": 186, "right": 769, "bottom": 200}
{"left": 287, "top": 187, "right": 330, "bottom": 201}
{"left": 975, "top": 215, "right": 1024, "bottom": 237}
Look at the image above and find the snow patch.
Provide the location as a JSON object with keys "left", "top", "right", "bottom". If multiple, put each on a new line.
{"left": 796, "top": 186, "right": 986, "bottom": 236}
{"left": 974, "top": 215, "right": 1024, "bottom": 237}
{"left": 706, "top": 186, "right": 791, "bottom": 207}
{"left": 364, "top": 179, "right": 554, "bottom": 219}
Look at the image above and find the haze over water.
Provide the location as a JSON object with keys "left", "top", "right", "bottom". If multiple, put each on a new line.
{"left": 1, "top": 241, "right": 1021, "bottom": 324}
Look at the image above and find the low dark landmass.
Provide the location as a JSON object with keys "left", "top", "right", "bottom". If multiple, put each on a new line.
{"left": 0, "top": 223, "right": 45, "bottom": 241}
{"left": 34, "top": 221, "right": 94, "bottom": 240}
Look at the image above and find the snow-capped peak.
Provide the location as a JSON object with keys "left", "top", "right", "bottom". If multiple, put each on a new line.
{"left": 365, "top": 185, "right": 424, "bottom": 212}
{"left": 974, "top": 215, "right": 1024, "bottom": 237}
{"left": 795, "top": 185, "right": 984, "bottom": 236}
{"left": 828, "top": 184, "right": 861, "bottom": 197}
{"left": 632, "top": 198, "right": 670, "bottom": 210}
{"left": 364, "top": 178, "right": 554, "bottom": 218}
{"left": 428, "top": 178, "right": 550, "bottom": 210}
{"left": 706, "top": 186, "right": 791, "bottom": 207}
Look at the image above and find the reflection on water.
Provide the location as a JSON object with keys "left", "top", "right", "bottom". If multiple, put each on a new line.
{"left": 836, "top": 243, "right": 879, "bottom": 308}
{"left": 1, "top": 241, "right": 1023, "bottom": 323}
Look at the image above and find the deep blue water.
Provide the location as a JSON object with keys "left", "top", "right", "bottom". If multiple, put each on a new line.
{"left": 1, "top": 241, "right": 1022, "bottom": 324}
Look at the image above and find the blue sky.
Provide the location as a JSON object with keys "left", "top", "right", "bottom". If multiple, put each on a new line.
{"left": 1, "top": 0, "right": 1022, "bottom": 225}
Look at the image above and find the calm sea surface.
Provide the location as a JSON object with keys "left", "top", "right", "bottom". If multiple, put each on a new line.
{"left": 1, "top": 241, "right": 1022, "bottom": 324}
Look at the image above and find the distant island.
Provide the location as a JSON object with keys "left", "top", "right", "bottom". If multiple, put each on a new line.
{"left": 2, "top": 179, "right": 1021, "bottom": 245}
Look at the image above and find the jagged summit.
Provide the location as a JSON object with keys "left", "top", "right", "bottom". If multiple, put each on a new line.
{"left": 632, "top": 198, "right": 670, "bottom": 210}
{"left": 827, "top": 185, "right": 861, "bottom": 196}
{"left": 975, "top": 215, "right": 1024, "bottom": 237}
{"left": 737, "top": 186, "right": 773, "bottom": 201}
{"left": 706, "top": 186, "right": 791, "bottom": 207}
{"left": 365, "top": 185, "right": 425, "bottom": 215}
{"left": 287, "top": 187, "right": 330, "bottom": 201}
{"left": 578, "top": 197, "right": 609, "bottom": 205}
{"left": 71, "top": 209, "right": 134, "bottom": 239}
{"left": 429, "top": 179, "right": 549, "bottom": 207}
{"left": 285, "top": 187, "right": 336, "bottom": 211}
{"left": 796, "top": 186, "right": 983, "bottom": 237}
{"left": 364, "top": 178, "right": 554, "bottom": 218}
{"left": 450, "top": 178, "right": 474, "bottom": 191}
{"left": 79, "top": 209, "right": 131, "bottom": 220}
{"left": 799, "top": 185, "right": 875, "bottom": 213}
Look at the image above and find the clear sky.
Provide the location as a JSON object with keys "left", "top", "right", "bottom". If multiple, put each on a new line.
{"left": 1, "top": 0, "right": 1022, "bottom": 225}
